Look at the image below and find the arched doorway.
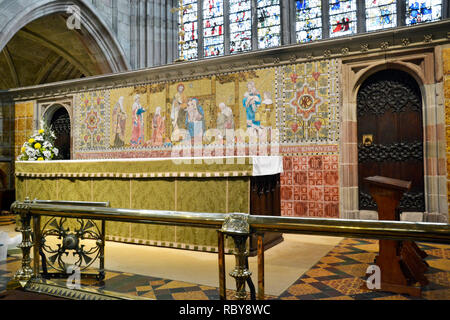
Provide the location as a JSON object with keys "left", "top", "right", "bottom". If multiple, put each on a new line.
{"left": 357, "top": 69, "right": 424, "bottom": 213}
{"left": 48, "top": 107, "right": 71, "bottom": 160}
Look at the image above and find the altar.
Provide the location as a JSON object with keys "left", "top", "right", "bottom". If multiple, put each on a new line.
{"left": 15, "top": 156, "right": 283, "bottom": 254}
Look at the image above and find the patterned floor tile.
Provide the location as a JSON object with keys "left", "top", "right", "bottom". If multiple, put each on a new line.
{"left": 320, "top": 295, "right": 354, "bottom": 300}
{"left": 150, "top": 280, "right": 166, "bottom": 287}
{"left": 344, "top": 252, "right": 377, "bottom": 264}
{"left": 301, "top": 277, "right": 319, "bottom": 284}
{"left": 425, "top": 271, "right": 450, "bottom": 287}
{"left": 322, "top": 277, "right": 369, "bottom": 296}
{"left": 422, "top": 289, "right": 450, "bottom": 300}
{"left": 2, "top": 239, "right": 450, "bottom": 300}
{"left": 352, "top": 243, "right": 379, "bottom": 253}
{"left": 373, "top": 294, "right": 410, "bottom": 300}
{"left": 319, "top": 256, "right": 345, "bottom": 264}
{"left": 136, "top": 285, "right": 153, "bottom": 292}
{"left": 333, "top": 263, "right": 369, "bottom": 278}
{"left": 172, "top": 290, "right": 210, "bottom": 300}
{"left": 139, "top": 290, "right": 156, "bottom": 299}
{"left": 157, "top": 280, "right": 197, "bottom": 290}
{"left": 427, "top": 259, "right": 450, "bottom": 272}
{"left": 304, "top": 268, "right": 336, "bottom": 278}
{"left": 425, "top": 248, "right": 450, "bottom": 259}
{"left": 287, "top": 283, "right": 322, "bottom": 296}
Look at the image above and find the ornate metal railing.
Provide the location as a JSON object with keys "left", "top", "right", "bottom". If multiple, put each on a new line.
{"left": 9, "top": 198, "right": 450, "bottom": 300}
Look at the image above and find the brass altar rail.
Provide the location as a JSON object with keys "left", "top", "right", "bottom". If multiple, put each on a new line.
{"left": 32, "top": 200, "right": 110, "bottom": 207}
{"left": 9, "top": 199, "right": 450, "bottom": 300}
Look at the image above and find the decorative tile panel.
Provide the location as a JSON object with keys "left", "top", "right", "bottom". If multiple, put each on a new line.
{"left": 281, "top": 154, "right": 339, "bottom": 218}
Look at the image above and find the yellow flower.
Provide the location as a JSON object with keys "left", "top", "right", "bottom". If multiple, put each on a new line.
{"left": 34, "top": 143, "right": 41, "bottom": 149}
{"left": 28, "top": 138, "right": 35, "bottom": 144}
{"left": 37, "top": 157, "right": 44, "bottom": 161}
{"left": 38, "top": 129, "right": 44, "bottom": 134}
{"left": 21, "top": 147, "right": 25, "bottom": 153}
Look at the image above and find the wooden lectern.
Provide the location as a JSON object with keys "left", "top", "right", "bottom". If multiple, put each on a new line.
{"left": 364, "top": 176, "right": 429, "bottom": 297}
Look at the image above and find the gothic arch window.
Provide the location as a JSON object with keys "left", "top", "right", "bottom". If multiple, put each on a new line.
{"left": 203, "top": 0, "right": 225, "bottom": 57}
{"left": 406, "top": 0, "right": 442, "bottom": 25}
{"left": 180, "top": 0, "right": 199, "bottom": 60}
{"left": 295, "top": 0, "right": 323, "bottom": 43}
{"left": 177, "top": 0, "right": 445, "bottom": 61}
{"left": 365, "top": 0, "right": 397, "bottom": 31}
{"left": 229, "top": 0, "right": 252, "bottom": 54}
{"left": 329, "top": 0, "right": 357, "bottom": 37}
{"left": 257, "top": 0, "right": 281, "bottom": 49}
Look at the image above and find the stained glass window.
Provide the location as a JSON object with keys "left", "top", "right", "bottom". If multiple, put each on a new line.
{"left": 229, "top": 0, "right": 252, "bottom": 54}
{"left": 257, "top": 0, "right": 281, "bottom": 49}
{"left": 179, "top": 0, "right": 198, "bottom": 60}
{"left": 203, "top": 0, "right": 224, "bottom": 57}
{"left": 365, "top": 0, "right": 397, "bottom": 31}
{"left": 406, "top": 0, "right": 442, "bottom": 25}
{"left": 295, "top": 0, "right": 322, "bottom": 43}
{"left": 329, "top": 0, "right": 357, "bottom": 37}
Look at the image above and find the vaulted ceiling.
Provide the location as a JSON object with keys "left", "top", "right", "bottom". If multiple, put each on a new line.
{"left": 0, "top": 13, "right": 105, "bottom": 90}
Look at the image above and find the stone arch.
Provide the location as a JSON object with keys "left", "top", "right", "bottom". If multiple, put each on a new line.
{"left": 0, "top": 0, "right": 130, "bottom": 74}
{"left": 340, "top": 50, "right": 447, "bottom": 222}
{"left": 349, "top": 61, "right": 428, "bottom": 143}
{"left": 351, "top": 62, "right": 427, "bottom": 101}
{"left": 42, "top": 103, "right": 71, "bottom": 127}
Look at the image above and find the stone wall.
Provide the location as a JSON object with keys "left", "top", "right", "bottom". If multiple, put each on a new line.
{"left": 444, "top": 47, "right": 450, "bottom": 216}
{"left": 88, "top": 0, "right": 178, "bottom": 69}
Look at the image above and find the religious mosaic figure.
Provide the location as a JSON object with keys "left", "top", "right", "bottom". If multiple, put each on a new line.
{"left": 170, "top": 84, "right": 188, "bottom": 141}
{"left": 112, "top": 96, "right": 127, "bottom": 147}
{"left": 258, "top": 91, "right": 274, "bottom": 128}
{"left": 185, "top": 97, "right": 205, "bottom": 139}
{"left": 151, "top": 106, "right": 165, "bottom": 147}
{"left": 217, "top": 102, "right": 234, "bottom": 138}
{"left": 130, "top": 94, "right": 147, "bottom": 146}
{"left": 243, "top": 81, "right": 262, "bottom": 128}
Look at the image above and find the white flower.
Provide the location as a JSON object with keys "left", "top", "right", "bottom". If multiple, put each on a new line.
{"left": 21, "top": 122, "right": 58, "bottom": 161}
{"left": 43, "top": 141, "right": 52, "bottom": 149}
{"left": 25, "top": 148, "right": 36, "bottom": 157}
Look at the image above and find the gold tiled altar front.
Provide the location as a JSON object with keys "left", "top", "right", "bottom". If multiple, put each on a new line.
{"left": 15, "top": 158, "right": 254, "bottom": 253}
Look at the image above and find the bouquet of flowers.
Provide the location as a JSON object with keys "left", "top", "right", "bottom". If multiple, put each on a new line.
{"left": 17, "top": 122, "right": 59, "bottom": 161}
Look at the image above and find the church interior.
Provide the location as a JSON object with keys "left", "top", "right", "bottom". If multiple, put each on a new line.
{"left": 0, "top": 0, "right": 450, "bottom": 303}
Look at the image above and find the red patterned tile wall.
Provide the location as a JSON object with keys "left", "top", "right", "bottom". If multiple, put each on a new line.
{"left": 281, "top": 155, "right": 339, "bottom": 218}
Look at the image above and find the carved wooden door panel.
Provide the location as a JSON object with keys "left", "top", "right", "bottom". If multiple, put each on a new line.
{"left": 357, "top": 69, "right": 424, "bottom": 213}
{"left": 50, "top": 107, "right": 71, "bottom": 160}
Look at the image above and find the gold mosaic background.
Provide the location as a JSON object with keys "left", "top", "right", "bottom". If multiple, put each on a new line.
{"left": 14, "top": 101, "right": 34, "bottom": 158}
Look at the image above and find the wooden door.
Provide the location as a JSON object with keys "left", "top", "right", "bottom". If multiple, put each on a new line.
{"left": 50, "top": 107, "right": 71, "bottom": 160}
{"left": 357, "top": 69, "right": 424, "bottom": 213}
